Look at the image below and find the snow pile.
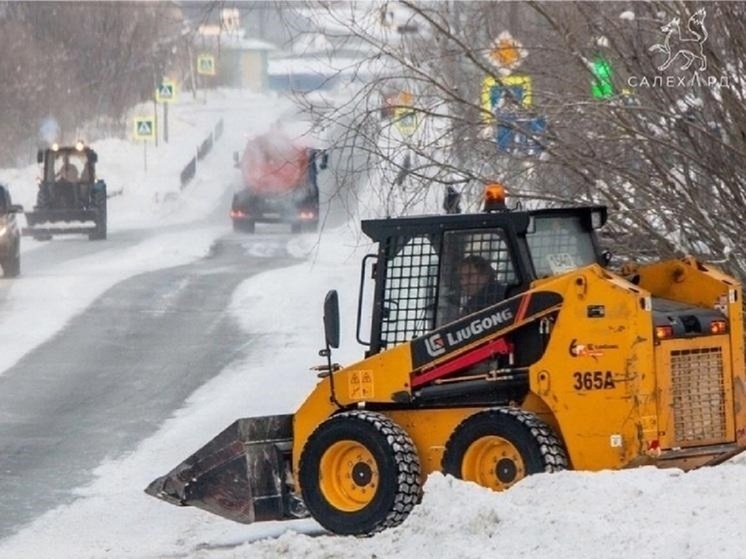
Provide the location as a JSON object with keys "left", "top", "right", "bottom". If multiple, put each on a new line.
{"left": 197, "top": 464, "right": 746, "bottom": 559}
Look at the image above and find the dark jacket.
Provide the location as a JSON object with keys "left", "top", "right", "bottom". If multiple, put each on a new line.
{"left": 461, "top": 279, "right": 506, "bottom": 316}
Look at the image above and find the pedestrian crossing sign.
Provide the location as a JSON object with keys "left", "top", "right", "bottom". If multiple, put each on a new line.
{"left": 134, "top": 118, "right": 155, "bottom": 140}
{"left": 156, "top": 81, "right": 176, "bottom": 103}
{"left": 197, "top": 54, "right": 216, "bottom": 76}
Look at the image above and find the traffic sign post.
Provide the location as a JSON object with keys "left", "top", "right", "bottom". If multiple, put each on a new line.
{"left": 591, "top": 56, "right": 614, "bottom": 99}
{"left": 134, "top": 118, "right": 155, "bottom": 140}
{"left": 495, "top": 115, "right": 546, "bottom": 155}
{"left": 481, "top": 75, "right": 532, "bottom": 123}
{"left": 393, "top": 91, "right": 418, "bottom": 135}
{"left": 485, "top": 31, "right": 527, "bottom": 76}
{"left": 197, "top": 54, "right": 216, "bottom": 76}
{"left": 394, "top": 109, "right": 418, "bottom": 135}
{"left": 134, "top": 117, "right": 155, "bottom": 172}
{"left": 155, "top": 81, "right": 176, "bottom": 103}
{"left": 155, "top": 81, "right": 176, "bottom": 144}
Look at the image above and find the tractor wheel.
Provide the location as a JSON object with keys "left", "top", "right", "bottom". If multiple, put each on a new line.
{"left": 299, "top": 410, "right": 421, "bottom": 536}
{"left": 36, "top": 184, "right": 50, "bottom": 209}
{"left": 89, "top": 187, "right": 107, "bottom": 241}
{"left": 442, "top": 408, "right": 567, "bottom": 491}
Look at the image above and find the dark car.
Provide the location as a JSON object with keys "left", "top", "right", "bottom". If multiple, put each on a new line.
{"left": 0, "top": 184, "right": 23, "bottom": 277}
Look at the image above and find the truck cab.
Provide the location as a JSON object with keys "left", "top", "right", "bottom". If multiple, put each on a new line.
{"left": 230, "top": 131, "right": 327, "bottom": 234}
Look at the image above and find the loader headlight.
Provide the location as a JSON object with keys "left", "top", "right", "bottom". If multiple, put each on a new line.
{"left": 0, "top": 225, "right": 6, "bottom": 237}
{"left": 710, "top": 319, "right": 727, "bottom": 335}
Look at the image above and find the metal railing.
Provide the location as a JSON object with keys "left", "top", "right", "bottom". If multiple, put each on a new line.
{"left": 179, "top": 118, "right": 224, "bottom": 190}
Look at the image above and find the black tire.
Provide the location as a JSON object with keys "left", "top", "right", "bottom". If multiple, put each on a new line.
{"left": 89, "top": 184, "right": 107, "bottom": 241}
{"left": 299, "top": 410, "right": 421, "bottom": 536}
{"left": 442, "top": 408, "right": 567, "bottom": 491}
{"left": 2, "top": 252, "right": 19, "bottom": 278}
{"left": 3, "top": 251, "right": 21, "bottom": 278}
{"left": 36, "top": 184, "right": 50, "bottom": 210}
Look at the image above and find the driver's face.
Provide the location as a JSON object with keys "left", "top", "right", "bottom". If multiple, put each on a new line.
{"left": 459, "top": 263, "right": 489, "bottom": 297}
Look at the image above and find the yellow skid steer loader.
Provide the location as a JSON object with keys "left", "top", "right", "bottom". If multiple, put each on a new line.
{"left": 147, "top": 187, "right": 746, "bottom": 535}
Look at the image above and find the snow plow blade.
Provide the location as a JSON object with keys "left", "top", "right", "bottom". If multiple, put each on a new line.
{"left": 23, "top": 209, "right": 98, "bottom": 236}
{"left": 145, "top": 414, "right": 295, "bottom": 524}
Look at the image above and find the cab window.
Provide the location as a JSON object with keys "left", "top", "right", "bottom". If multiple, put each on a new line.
{"left": 527, "top": 216, "right": 597, "bottom": 277}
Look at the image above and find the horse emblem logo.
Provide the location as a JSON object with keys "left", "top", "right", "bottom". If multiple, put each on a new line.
{"left": 650, "top": 8, "right": 707, "bottom": 72}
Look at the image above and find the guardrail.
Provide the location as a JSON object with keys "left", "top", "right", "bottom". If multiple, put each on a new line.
{"left": 179, "top": 118, "right": 224, "bottom": 190}
{"left": 180, "top": 157, "right": 197, "bottom": 187}
{"left": 197, "top": 134, "right": 214, "bottom": 161}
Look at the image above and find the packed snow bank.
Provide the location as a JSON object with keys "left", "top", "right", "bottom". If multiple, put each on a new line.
{"left": 215, "top": 463, "right": 746, "bottom": 559}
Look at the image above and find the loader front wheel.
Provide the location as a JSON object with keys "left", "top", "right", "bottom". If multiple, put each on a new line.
{"left": 299, "top": 411, "right": 421, "bottom": 536}
{"left": 442, "top": 408, "right": 567, "bottom": 491}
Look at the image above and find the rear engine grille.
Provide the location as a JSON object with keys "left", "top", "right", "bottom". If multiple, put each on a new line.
{"left": 670, "top": 347, "right": 726, "bottom": 444}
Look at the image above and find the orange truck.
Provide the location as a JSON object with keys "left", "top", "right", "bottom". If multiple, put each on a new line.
{"left": 230, "top": 130, "right": 327, "bottom": 234}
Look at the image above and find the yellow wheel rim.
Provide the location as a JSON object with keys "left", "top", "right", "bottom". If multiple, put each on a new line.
{"left": 319, "top": 440, "right": 379, "bottom": 512}
{"left": 461, "top": 435, "right": 525, "bottom": 491}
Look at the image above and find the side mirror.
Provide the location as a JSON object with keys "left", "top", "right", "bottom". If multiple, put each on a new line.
{"left": 323, "top": 290, "right": 340, "bottom": 349}
{"left": 233, "top": 152, "right": 240, "bottom": 168}
{"left": 319, "top": 151, "right": 329, "bottom": 170}
{"left": 37, "top": 150, "right": 44, "bottom": 164}
{"left": 90, "top": 150, "right": 98, "bottom": 164}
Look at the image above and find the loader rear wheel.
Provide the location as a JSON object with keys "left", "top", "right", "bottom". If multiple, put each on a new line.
{"left": 442, "top": 408, "right": 567, "bottom": 491}
{"left": 299, "top": 410, "right": 421, "bottom": 536}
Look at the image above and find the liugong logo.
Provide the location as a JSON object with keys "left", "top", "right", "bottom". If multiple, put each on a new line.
{"left": 424, "top": 333, "right": 446, "bottom": 357}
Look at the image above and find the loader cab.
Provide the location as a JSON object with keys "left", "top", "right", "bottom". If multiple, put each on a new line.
{"left": 359, "top": 206, "right": 608, "bottom": 356}
{"left": 39, "top": 143, "right": 98, "bottom": 185}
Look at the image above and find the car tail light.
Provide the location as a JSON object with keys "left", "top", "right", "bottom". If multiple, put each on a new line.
{"left": 655, "top": 325, "right": 673, "bottom": 340}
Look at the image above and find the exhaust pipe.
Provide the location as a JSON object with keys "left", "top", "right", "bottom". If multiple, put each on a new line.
{"left": 145, "top": 414, "right": 299, "bottom": 524}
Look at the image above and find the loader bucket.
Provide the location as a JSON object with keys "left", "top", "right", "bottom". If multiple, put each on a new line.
{"left": 145, "top": 414, "right": 295, "bottom": 524}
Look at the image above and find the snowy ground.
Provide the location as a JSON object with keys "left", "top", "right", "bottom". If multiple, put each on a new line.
{"left": 0, "top": 87, "right": 745, "bottom": 559}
